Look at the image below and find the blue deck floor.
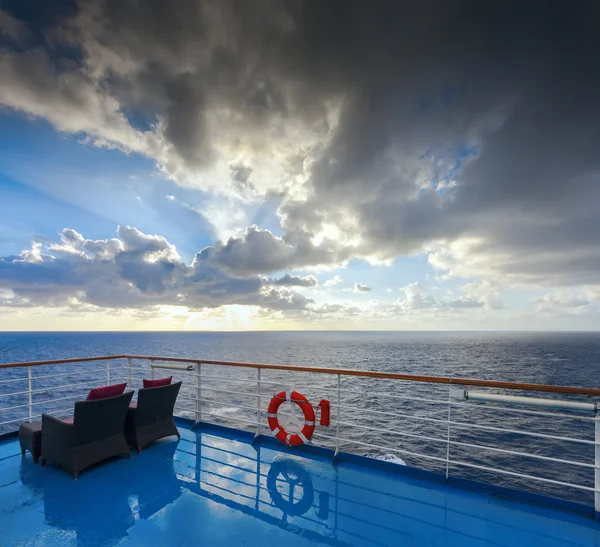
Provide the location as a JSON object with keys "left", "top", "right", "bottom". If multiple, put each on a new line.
{"left": 0, "top": 421, "right": 599, "bottom": 547}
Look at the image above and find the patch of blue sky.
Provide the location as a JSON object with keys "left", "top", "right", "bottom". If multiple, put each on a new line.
{"left": 417, "top": 143, "right": 479, "bottom": 197}
{"left": 122, "top": 108, "right": 159, "bottom": 134}
{"left": 0, "top": 174, "right": 115, "bottom": 255}
{"left": 415, "top": 82, "right": 478, "bottom": 196}
{"left": 310, "top": 255, "right": 435, "bottom": 299}
{"left": 0, "top": 112, "right": 216, "bottom": 261}
{"left": 502, "top": 288, "right": 547, "bottom": 311}
{"left": 446, "top": 144, "right": 478, "bottom": 178}
{"left": 250, "top": 197, "right": 286, "bottom": 237}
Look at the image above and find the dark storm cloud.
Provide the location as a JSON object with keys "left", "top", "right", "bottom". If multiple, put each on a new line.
{"left": 162, "top": 73, "right": 211, "bottom": 166}
{"left": 0, "top": 8, "right": 31, "bottom": 43}
{"left": 1, "top": 0, "right": 600, "bottom": 287}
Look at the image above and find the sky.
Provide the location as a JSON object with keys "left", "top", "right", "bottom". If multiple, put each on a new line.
{"left": 0, "top": 0, "right": 599, "bottom": 331}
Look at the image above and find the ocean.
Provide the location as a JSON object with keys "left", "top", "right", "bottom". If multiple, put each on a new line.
{"left": 1, "top": 331, "right": 599, "bottom": 506}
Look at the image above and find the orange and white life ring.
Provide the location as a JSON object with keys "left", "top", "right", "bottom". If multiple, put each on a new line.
{"left": 267, "top": 390, "right": 315, "bottom": 446}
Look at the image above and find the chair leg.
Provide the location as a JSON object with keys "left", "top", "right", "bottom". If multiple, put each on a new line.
{"left": 21, "top": 449, "right": 25, "bottom": 455}
{"left": 40, "top": 459, "right": 46, "bottom": 466}
{"left": 73, "top": 471, "right": 79, "bottom": 480}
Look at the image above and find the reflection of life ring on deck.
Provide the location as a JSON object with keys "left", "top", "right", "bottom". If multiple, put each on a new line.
{"left": 267, "top": 390, "right": 315, "bottom": 446}
{"left": 267, "top": 459, "right": 314, "bottom": 517}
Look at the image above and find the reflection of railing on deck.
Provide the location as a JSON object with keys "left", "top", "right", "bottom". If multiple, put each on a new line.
{"left": 183, "top": 438, "right": 341, "bottom": 543}
{"left": 1, "top": 353, "right": 599, "bottom": 513}
{"left": 179, "top": 431, "right": 587, "bottom": 546}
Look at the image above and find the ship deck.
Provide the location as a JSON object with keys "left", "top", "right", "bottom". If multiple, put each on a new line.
{"left": 0, "top": 419, "right": 599, "bottom": 547}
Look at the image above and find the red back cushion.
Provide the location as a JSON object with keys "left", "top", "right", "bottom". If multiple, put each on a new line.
{"left": 143, "top": 376, "right": 172, "bottom": 388}
{"left": 86, "top": 382, "right": 127, "bottom": 401}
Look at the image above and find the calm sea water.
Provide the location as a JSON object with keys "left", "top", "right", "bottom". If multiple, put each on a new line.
{"left": 1, "top": 331, "right": 599, "bottom": 505}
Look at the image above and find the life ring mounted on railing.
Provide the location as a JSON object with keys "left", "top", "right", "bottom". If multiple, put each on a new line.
{"left": 267, "top": 390, "right": 316, "bottom": 446}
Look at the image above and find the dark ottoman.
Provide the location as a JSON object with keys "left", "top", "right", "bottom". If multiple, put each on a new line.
{"left": 19, "top": 422, "right": 42, "bottom": 463}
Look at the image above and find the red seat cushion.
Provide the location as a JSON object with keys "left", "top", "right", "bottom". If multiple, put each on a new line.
{"left": 86, "top": 382, "right": 127, "bottom": 401}
{"left": 143, "top": 376, "right": 172, "bottom": 388}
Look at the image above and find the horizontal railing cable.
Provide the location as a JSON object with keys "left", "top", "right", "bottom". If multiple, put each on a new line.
{"left": 179, "top": 396, "right": 258, "bottom": 414}
{"left": 0, "top": 379, "right": 129, "bottom": 411}
{"left": 337, "top": 420, "right": 596, "bottom": 469}
{"left": 30, "top": 368, "right": 110, "bottom": 382}
{"left": 450, "top": 460, "right": 598, "bottom": 493}
{"left": 312, "top": 432, "right": 597, "bottom": 493}
{"left": 0, "top": 378, "right": 121, "bottom": 399}
{"left": 0, "top": 407, "right": 73, "bottom": 426}
{"left": 336, "top": 404, "right": 598, "bottom": 445}
{"left": 0, "top": 376, "right": 29, "bottom": 385}
{"left": 333, "top": 386, "right": 598, "bottom": 422}
{"left": 198, "top": 386, "right": 262, "bottom": 398}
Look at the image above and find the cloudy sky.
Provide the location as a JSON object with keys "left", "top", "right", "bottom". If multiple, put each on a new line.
{"left": 0, "top": 0, "right": 599, "bottom": 331}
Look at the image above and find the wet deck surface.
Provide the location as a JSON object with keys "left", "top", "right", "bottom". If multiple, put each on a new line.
{"left": 1, "top": 422, "right": 599, "bottom": 546}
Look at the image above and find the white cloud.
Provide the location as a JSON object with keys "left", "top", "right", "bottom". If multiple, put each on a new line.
{"left": 396, "top": 282, "right": 486, "bottom": 312}
{"left": 0, "top": 227, "right": 313, "bottom": 312}
{"left": 324, "top": 275, "right": 344, "bottom": 287}
{"left": 531, "top": 289, "right": 596, "bottom": 316}
{"left": 398, "top": 282, "right": 436, "bottom": 310}
{"left": 0, "top": 48, "right": 160, "bottom": 159}
{"left": 197, "top": 225, "right": 345, "bottom": 277}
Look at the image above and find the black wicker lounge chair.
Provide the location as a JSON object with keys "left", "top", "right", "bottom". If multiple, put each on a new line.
{"left": 125, "top": 381, "right": 182, "bottom": 453}
{"left": 41, "top": 391, "right": 134, "bottom": 479}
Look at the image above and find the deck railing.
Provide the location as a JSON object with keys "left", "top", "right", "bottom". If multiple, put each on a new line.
{"left": 1, "top": 354, "right": 599, "bottom": 513}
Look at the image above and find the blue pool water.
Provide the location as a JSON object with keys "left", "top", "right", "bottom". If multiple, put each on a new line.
{"left": 1, "top": 331, "right": 599, "bottom": 507}
{"left": 1, "top": 421, "right": 599, "bottom": 546}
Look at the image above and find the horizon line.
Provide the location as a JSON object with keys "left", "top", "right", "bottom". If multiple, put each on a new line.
{"left": 0, "top": 329, "right": 598, "bottom": 334}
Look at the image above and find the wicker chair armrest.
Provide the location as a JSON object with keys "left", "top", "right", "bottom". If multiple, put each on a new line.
{"left": 42, "top": 413, "right": 75, "bottom": 444}
{"left": 125, "top": 405, "right": 138, "bottom": 426}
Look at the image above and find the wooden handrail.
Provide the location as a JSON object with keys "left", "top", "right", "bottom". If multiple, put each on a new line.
{"left": 0, "top": 355, "right": 129, "bottom": 369}
{"left": 0, "top": 353, "right": 599, "bottom": 397}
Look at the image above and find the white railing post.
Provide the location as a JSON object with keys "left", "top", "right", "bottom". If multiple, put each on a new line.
{"left": 255, "top": 368, "right": 261, "bottom": 437}
{"left": 106, "top": 359, "right": 111, "bottom": 384}
{"left": 335, "top": 374, "right": 341, "bottom": 458}
{"left": 595, "top": 414, "right": 599, "bottom": 515}
{"left": 446, "top": 381, "right": 452, "bottom": 479}
{"left": 127, "top": 358, "right": 132, "bottom": 387}
{"left": 27, "top": 366, "right": 33, "bottom": 423}
{"left": 151, "top": 360, "right": 155, "bottom": 380}
{"left": 195, "top": 362, "right": 201, "bottom": 422}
